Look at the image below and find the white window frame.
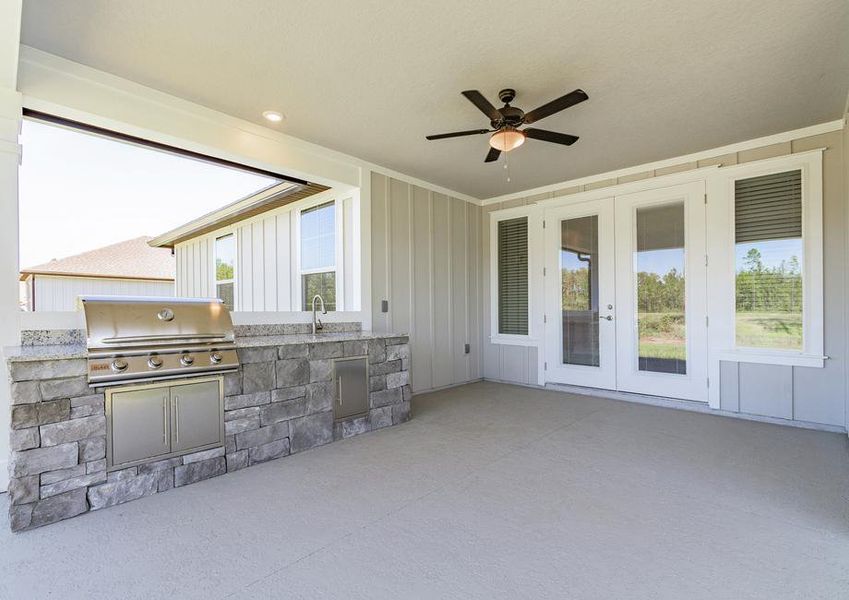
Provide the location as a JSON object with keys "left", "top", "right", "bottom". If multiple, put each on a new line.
{"left": 489, "top": 205, "right": 543, "bottom": 347}
{"left": 707, "top": 149, "right": 824, "bottom": 370}
{"left": 296, "top": 197, "right": 342, "bottom": 311}
{"left": 213, "top": 231, "right": 237, "bottom": 311}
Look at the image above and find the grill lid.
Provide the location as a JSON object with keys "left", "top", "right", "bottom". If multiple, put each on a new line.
{"left": 81, "top": 296, "right": 239, "bottom": 386}
{"left": 81, "top": 296, "right": 235, "bottom": 351}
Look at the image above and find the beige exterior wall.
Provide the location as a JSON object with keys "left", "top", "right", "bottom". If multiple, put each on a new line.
{"left": 370, "top": 172, "right": 482, "bottom": 394}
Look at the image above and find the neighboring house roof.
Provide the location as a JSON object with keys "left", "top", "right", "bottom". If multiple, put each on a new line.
{"left": 20, "top": 236, "right": 176, "bottom": 282}
{"left": 149, "top": 180, "right": 330, "bottom": 249}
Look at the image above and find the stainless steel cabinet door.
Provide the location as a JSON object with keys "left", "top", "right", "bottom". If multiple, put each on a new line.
{"left": 171, "top": 380, "right": 223, "bottom": 453}
{"left": 110, "top": 387, "right": 171, "bottom": 467}
{"left": 334, "top": 357, "right": 368, "bottom": 420}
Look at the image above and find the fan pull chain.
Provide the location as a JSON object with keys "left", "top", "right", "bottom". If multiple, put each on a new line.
{"left": 504, "top": 150, "right": 511, "bottom": 183}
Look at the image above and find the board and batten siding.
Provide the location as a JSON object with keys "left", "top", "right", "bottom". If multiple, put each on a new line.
{"left": 30, "top": 275, "right": 173, "bottom": 311}
{"left": 174, "top": 194, "right": 357, "bottom": 312}
{"left": 370, "top": 173, "right": 482, "bottom": 393}
{"left": 482, "top": 128, "right": 847, "bottom": 429}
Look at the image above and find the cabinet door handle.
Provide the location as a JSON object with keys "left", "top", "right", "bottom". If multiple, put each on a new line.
{"left": 162, "top": 396, "right": 168, "bottom": 444}
{"left": 174, "top": 396, "right": 180, "bottom": 444}
{"left": 338, "top": 377, "right": 343, "bottom": 406}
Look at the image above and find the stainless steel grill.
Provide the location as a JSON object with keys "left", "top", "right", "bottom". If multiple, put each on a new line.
{"left": 82, "top": 296, "right": 239, "bottom": 386}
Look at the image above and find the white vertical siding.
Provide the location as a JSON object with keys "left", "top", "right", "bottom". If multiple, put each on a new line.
{"left": 370, "top": 173, "right": 482, "bottom": 394}
{"left": 275, "top": 212, "right": 292, "bottom": 311}
{"left": 175, "top": 238, "right": 215, "bottom": 300}
{"left": 174, "top": 193, "right": 357, "bottom": 313}
{"left": 32, "top": 275, "right": 174, "bottom": 311}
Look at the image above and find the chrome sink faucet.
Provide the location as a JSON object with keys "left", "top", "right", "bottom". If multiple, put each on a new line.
{"left": 311, "top": 294, "right": 327, "bottom": 335}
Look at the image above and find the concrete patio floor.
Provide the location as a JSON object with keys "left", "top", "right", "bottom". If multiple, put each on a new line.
{"left": 1, "top": 381, "right": 848, "bottom": 599}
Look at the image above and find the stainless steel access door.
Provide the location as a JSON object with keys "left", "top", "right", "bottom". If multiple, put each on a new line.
{"left": 106, "top": 376, "right": 224, "bottom": 470}
{"left": 171, "top": 379, "right": 224, "bottom": 453}
{"left": 334, "top": 357, "right": 369, "bottom": 420}
{"left": 109, "top": 386, "right": 171, "bottom": 467}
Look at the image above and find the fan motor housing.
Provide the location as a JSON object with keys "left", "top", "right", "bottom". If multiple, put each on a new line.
{"left": 498, "top": 105, "right": 525, "bottom": 127}
{"left": 498, "top": 88, "right": 516, "bottom": 103}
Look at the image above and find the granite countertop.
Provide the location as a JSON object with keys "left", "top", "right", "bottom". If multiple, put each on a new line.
{"left": 3, "top": 331, "right": 408, "bottom": 363}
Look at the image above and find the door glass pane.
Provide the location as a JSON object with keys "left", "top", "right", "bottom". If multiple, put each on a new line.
{"left": 635, "top": 203, "right": 686, "bottom": 374}
{"left": 561, "top": 216, "right": 599, "bottom": 366}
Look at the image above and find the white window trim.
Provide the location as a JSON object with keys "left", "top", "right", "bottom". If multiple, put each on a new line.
{"left": 706, "top": 149, "right": 825, "bottom": 382}
{"left": 489, "top": 205, "right": 543, "bottom": 347}
{"left": 296, "top": 197, "right": 341, "bottom": 311}
{"left": 213, "top": 230, "right": 238, "bottom": 311}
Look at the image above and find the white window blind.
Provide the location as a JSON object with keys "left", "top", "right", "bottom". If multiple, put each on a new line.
{"left": 498, "top": 217, "right": 529, "bottom": 335}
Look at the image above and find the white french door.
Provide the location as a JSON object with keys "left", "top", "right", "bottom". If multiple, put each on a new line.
{"left": 614, "top": 182, "right": 708, "bottom": 402}
{"left": 544, "top": 182, "right": 708, "bottom": 402}
{"left": 544, "top": 198, "right": 617, "bottom": 389}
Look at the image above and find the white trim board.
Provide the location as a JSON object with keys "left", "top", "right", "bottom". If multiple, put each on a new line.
{"left": 545, "top": 383, "right": 845, "bottom": 434}
{"left": 481, "top": 119, "right": 844, "bottom": 206}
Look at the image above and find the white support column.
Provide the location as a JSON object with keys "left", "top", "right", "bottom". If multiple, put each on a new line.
{"left": 359, "top": 167, "right": 372, "bottom": 330}
{"left": 0, "top": 0, "right": 23, "bottom": 492}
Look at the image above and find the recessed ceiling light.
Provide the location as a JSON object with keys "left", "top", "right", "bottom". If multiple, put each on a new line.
{"left": 262, "top": 110, "right": 284, "bottom": 123}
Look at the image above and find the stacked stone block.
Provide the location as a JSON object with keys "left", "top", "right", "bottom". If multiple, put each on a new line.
{"left": 6, "top": 334, "right": 410, "bottom": 532}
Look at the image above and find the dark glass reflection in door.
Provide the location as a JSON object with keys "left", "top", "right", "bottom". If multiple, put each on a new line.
{"left": 560, "top": 216, "right": 600, "bottom": 366}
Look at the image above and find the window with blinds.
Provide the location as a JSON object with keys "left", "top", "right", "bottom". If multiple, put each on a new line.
{"left": 734, "top": 169, "right": 803, "bottom": 350}
{"left": 498, "top": 217, "right": 529, "bottom": 335}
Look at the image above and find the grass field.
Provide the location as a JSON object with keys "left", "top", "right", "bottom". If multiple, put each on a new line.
{"left": 736, "top": 311, "right": 802, "bottom": 349}
{"left": 638, "top": 312, "right": 685, "bottom": 360}
{"left": 636, "top": 311, "right": 802, "bottom": 358}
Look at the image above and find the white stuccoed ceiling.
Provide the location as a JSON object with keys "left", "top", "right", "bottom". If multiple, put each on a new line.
{"left": 19, "top": 0, "right": 849, "bottom": 199}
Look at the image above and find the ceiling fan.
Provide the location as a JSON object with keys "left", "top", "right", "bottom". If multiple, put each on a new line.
{"left": 426, "top": 88, "right": 588, "bottom": 163}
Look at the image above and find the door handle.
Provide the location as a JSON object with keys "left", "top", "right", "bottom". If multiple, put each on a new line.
{"left": 174, "top": 396, "right": 180, "bottom": 444}
{"left": 338, "top": 377, "right": 343, "bottom": 406}
{"left": 603, "top": 315, "right": 614, "bottom": 321}
{"left": 162, "top": 396, "right": 168, "bottom": 444}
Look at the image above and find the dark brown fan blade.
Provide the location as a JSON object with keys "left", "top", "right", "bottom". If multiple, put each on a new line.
{"left": 485, "top": 147, "right": 501, "bottom": 163}
{"left": 461, "top": 90, "right": 502, "bottom": 121}
{"left": 426, "top": 128, "right": 490, "bottom": 140}
{"left": 523, "top": 128, "right": 579, "bottom": 146}
{"left": 523, "top": 89, "right": 588, "bottom": 124}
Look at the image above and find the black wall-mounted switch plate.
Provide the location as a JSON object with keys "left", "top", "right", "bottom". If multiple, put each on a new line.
{"left": 381, "top": 300, "right": 389, "bottom": 313}
{"left": 464, "top": 343, "right": 471, "bottom": 354}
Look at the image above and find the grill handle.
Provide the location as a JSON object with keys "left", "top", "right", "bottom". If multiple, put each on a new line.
{"left": 101, "top": 333, "right": 229, "bottom": 344}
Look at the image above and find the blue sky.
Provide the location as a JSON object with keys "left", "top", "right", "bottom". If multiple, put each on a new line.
{"left": 562, "top": 248, "right": 684, "bottom": 277}
{"left": 18, "top": 120, "right": 277, "bottom": 267}
{"left": 735, "top": 239, "right": 802, "bottom": 272}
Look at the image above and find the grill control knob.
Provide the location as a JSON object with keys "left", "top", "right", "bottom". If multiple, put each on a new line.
{"left": 148, "top": 356, "right": 163, "bottom": 370}
{"left": 210, "top": 351, "right": 223, "bottom": 364}
{"left": 111, "top": 358, "right": 129, "bottom": 372}
{"left": 180, "top": 354, "right": 195, "bottom": 367}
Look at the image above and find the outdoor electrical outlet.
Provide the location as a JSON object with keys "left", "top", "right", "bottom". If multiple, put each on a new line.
{"left": 464, "top": 343, "right": 471, "bottom": 354}
{"left": 381, "top": 300, "right": 389, "bottom": 313}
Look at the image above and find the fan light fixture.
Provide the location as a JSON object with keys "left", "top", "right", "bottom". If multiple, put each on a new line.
{"left": 262, "top": 110, "right": 284, "bottom": 123}
{"left": 426, "top": 88, "right": 587, "bottom": 163}
{"left": 489, "top": 127, "right": 525, "bottom": 152}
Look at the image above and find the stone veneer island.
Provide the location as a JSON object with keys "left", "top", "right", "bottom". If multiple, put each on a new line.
{"left": 5, "top": 329, "right": 411, "bottom": 532}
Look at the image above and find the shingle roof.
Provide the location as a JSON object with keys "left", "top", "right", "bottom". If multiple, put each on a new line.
{"left": 20, "top": 236, "right": 175, "bottom": 281}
